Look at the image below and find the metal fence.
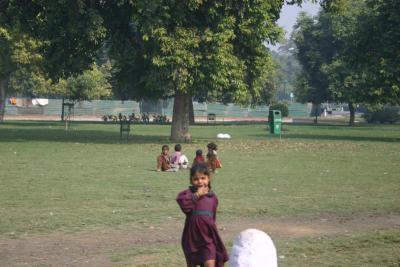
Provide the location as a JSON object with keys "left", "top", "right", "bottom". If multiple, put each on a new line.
{"left": 4, "top": 98, "right": 311, "bottom": 119}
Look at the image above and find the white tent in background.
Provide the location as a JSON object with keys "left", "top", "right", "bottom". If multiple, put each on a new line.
{"left": 32, "top": 98, "right": 49, "bottom": 106}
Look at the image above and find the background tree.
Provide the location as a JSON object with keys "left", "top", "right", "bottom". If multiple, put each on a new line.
{"left": 293, "top": 0, "right": 400, "bottom": 125}
{"left": 0, "top": 25, "right": 46, "bottom": 121}
{"left": 54, "top": 63, "right": 113, "bottom": 121}
{"left": 349, "top": 0, "right": 400, "bottom": 105}
{"left": 292, "top": 12, "right": 335, "bottom": 123}
{"left": 1, "top": 0, "right": 109, "bottom": 121}
{"left": 319, "top": 0, "right": 364, "bottom": 125}
{"left": 2, "top": 1, "right": 107, "bottom": 80}
{"left": 272, "top": 39, "right": 302, "bottom": 101}
{"left": 55, "top": 63, "right": 112, "bottom": 101}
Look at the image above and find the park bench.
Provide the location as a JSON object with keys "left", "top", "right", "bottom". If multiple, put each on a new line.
{"left": 207, "top": 113, "right": 216, "bottom": 124}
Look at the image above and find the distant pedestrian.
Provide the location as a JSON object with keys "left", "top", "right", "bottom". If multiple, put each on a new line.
{"left": 176, "top": 163, "right": 228, "bottom": 267}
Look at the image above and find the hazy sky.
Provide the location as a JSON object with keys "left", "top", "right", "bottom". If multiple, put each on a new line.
{"left": 268, "top": 2, "right": 320, "bottom": 50}
{"left": 278, "top": 2, "right": 320, "bottom": 38}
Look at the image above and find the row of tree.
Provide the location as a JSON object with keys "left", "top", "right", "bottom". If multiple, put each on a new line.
{"left": 292, "top": 0, "right": 400, "bottom": 125}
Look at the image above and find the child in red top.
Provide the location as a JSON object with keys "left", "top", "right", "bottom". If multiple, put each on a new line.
{"left": 176, "top": 163, "right": 228, "bottom": 267}
{"left": 193, "top": 149, "right": 205, "bottom": 165}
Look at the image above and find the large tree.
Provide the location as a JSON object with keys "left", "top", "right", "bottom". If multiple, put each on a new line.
{"left": 105, "top": 0, "right": 344, "bottom": 140}
{"left": 104, "top": 1, "right": 286, "bottom": 141}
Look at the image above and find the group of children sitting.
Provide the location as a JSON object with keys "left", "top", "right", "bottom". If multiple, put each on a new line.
{"left": 156, "top": 142, "right": 222, "bottom": 173}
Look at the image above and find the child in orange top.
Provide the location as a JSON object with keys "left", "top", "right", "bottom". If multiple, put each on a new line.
{"left": 156, "top": 145, "right": 174, "bottom": 172}
{"left": 176, "top": 163, "right": 228, "bottom": 267}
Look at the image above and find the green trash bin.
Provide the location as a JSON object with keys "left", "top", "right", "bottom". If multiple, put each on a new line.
{"left": 268, "top": 110, "right": 282, "bottom": 134}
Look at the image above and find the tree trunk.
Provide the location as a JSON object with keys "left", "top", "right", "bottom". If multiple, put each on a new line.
{"left": 188, "top": 95, "right": 195, "bottom": 125}
{"left": 0, "top": 77, "right": 7, "bottom": 122}
{"left": 61, "top": 98, "right": 65, "bottom": 121}
{"left": 170, "top": 90, "right": 191, "bottom": 142}
{"left": 349, "top": 102, "right": 355, "bottom": 126}
{"left": 314, "top": 102, "right": 319, "bottom": 124}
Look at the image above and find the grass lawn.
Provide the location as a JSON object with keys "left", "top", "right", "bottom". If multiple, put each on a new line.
{"left": 1, "top": 121, "right": 399, "bottom": 266}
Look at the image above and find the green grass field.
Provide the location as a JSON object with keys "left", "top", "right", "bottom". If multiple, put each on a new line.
{"left": 1, "top": 121, "right": 399, "bottom": 266}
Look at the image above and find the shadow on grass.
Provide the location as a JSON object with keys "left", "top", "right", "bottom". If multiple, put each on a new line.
{"left": 288, "top": 121, "right": 400, "bottom": 130}
{"left": 2, "top": 121, "right": 399, "bottom": 144}
{"left": 254, "top": 133, "right": 400, "bottom": 143}
{"left": 0, "top": 122, "right": 219, "bottom": 144}
{"left": 194, "top": 121, "right": 267, "bottom": 126}
{"left": 0, "top": 128, "right": 171, "bottom": 144}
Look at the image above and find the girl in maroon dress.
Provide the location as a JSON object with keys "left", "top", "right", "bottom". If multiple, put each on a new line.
{"left": 176, "top": 163, "right": 229, "bottom": 267}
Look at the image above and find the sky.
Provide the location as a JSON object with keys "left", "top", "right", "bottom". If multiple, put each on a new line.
{"left": 278, "top": 2, "right": 320, "bottom": 38}
{"left": 270, "top": 2, "right": 320, "bottom": 50}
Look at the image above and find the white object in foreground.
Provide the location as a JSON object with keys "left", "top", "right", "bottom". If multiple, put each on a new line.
{"left": 230, "top": 229, "right": 277, "bottom": 267}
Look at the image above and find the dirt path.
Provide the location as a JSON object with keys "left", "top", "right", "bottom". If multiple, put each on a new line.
{"left": 1, "top": 211, "right": 399, "bottom": 267}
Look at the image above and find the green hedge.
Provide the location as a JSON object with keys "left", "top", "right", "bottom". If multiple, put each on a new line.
{"left": 362, "top": 105, "right": 400, "bottom": 124}
{"left": 269, "top": 102, "right": 289, "bottom": 117}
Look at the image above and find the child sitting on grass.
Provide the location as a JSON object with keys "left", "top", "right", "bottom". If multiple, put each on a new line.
{"left": 156, "top": 145, "right": 176, "bottom": 172}
{"left": 171, "top": 144, "right": 189, "bottom": 169}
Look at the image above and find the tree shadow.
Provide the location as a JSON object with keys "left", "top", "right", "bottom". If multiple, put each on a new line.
{"left": 291, "top": 133, "right": 399, "bottom": 143}
{"left": 0, "top": 127, "right": 171, "bottom": 144}
{"left": 0, "top": 122, "right": 218, "bottom": 145}
{"left": 198, "top": 122, "right": 267, "bottom": 126}
{"left": 252, "top": 132, "right": 400, "bottom": 143}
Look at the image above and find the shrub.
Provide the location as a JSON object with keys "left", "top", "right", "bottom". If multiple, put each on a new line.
{"left": 152, "top": 113, "right": 169, "bottom": 124}
{"left": 362, "top": 105, "right": 400, "bottom": 124}
{"left": 269, "top": 102, "right": 289, "bottom": 117}
{"left": 102, "top": 115, "right": 118, "bottom": 123}
{"left": 102, "top": 112, "right": 169, "bottom": 124}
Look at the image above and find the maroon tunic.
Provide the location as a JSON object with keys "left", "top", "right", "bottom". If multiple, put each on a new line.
{"left": 176, "top": 189, "right": 229, "bottom": 266}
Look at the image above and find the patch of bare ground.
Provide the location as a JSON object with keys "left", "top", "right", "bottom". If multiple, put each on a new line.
{"left": 0, "top": 211, "right": 399, "bottom": 267}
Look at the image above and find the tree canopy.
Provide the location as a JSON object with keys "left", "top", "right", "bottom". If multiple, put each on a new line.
{"left": 1, "top": 0, "right": 347, "bottom": 137}
{"left": 292, "top": 0, "right": 400, "bottom": 124}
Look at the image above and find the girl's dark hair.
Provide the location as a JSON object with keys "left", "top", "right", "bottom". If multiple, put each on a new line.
{"left": 196, "top": 149, "right": 202, "bottom": 156}
{"left": 190, "top": 163, "right": 211, "bottom": 187}
{"left": 174, "top": 144, "right": 182, "bottom": 152}
{"left": 162, "top": 145, "right": 169, "bottom": 151}
{"left": 207, "top": 142, "right": 217, "bottom": 151}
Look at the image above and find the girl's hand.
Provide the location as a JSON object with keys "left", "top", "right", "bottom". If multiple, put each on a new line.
{"left": 196, "top": 186, "right": 209, "bottom": 197}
